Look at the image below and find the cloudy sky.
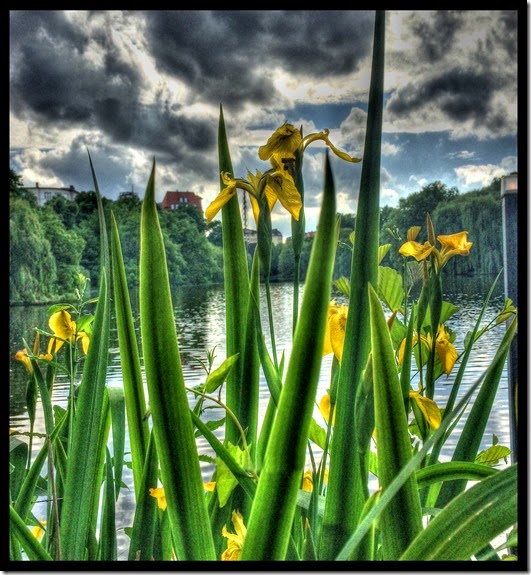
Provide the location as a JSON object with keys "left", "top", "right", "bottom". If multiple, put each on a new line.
{"left": 9, "top": 10, "right": 519, "bottom": 237}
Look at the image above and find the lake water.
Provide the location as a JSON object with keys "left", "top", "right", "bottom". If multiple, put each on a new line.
{"left": 9, "top": 275, "right": 513, "bottom": 559}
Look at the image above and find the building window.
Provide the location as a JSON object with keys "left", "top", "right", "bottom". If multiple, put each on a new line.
{"left": 44, "top": 192, "right": 52, "bottom": 201}
{"left": 180, "top": 197, "right": 188, "bottom": 203}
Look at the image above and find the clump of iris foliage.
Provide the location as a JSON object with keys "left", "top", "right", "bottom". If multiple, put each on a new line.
{"left": 10, "top": 11, "right": 518, "bottom": 564}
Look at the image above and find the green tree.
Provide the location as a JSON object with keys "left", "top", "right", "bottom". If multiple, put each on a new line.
{"left": 40, "top": 207, "right": 86, "bottom": 296}
{"left": 10, "top": 169, "right": 36, "bottom": 206}
{"left": 206, "top": 220, "right": 223, "bottom": 247}
{"left": 46, "top": 194, "right": 80, "bottom": 229}
{"left": 10, "top": 196, "right": 58, "bottom": 303}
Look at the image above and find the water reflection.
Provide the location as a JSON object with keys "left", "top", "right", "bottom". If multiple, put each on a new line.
{"left": 9, "top": 279, "right": 511, "bottom": 451}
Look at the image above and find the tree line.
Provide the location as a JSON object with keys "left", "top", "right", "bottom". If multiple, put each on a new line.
{"left": 10, "top": 169, "right": 505, "bottom": 304}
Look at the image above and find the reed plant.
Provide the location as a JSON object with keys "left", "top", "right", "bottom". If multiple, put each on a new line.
{"left": 10, "top": 10, "right": 519, "bottom": 565}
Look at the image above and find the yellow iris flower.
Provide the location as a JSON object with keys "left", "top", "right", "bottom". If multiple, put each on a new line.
{"left": 149, "top": 487, "right": 167, "bottom": 510}
{"left": 221, "top": 509, "right": 247, "bottom": 561}
{"left": 432, "top": 324, "right": 459, "bottom": 376}
{"left": 323, "top": 301, "right": 348, "bottom": 363}
{"left": 14, "top": 333, "right": 51, "bottom": 372}
{"left": 205, "top": 163, "right": 301, "bottom": 225}
{"left": 47, "top": 310, "right": 90, "bottom": 356}
{"left": 398, "top": 324, "right": 458, "bottom": 376}
{"left": 399, "top": 230, "right": 473, "bottom": 271}
{"left": 258, "top": 123, "right": 361, "bottom": 165}
{"left": 206, "top": 122, "right": 360, "bottom": 226}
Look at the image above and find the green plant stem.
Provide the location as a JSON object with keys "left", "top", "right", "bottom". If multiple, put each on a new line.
{"left": 187, "top": 387, "right": 256, "bottom": 478}
{"left": 292, "top": 254, "right": 301, "bottom": 335}
{"left": 265, "top": 278, "right": 279, "bottom": 369}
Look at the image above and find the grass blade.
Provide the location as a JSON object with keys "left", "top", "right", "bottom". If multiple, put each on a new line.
{"left": 60, "top": 153, "right": 111, "bottom": 560}
{"left": 139, "top": 159, "right": 215, "bottom": 560}
{"left": 10, "top": 505, "right": 53, "bottom": 561}
{"left": 241, "top": 153, "right": 338, "bottom": 560}
{"left": 369, "top": 283, "right": 423, "bottom": 559}
{"left": 320, "top": 10, "right": 386, "bottom": 558}
{"left": 400, "top": 464, "right": 518, "bottom": 561}
{"left": 217, "top": 105, "right": 251, "bottom": 446}
{"left": 436, "top": 314, "right": 518, "bottom": 508}
{"left": 110, "top": 211, "right": 150, "bottom": 495}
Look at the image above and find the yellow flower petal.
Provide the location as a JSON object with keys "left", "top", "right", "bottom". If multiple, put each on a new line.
{"left": 204, "top": 481, "right": 216, "bottom": 492}
{"left": 248, "top": 169, "right": 278, "bottom": 219}
{"left": 205, "top": 175, "right": 238, "bottom": 224}
{"left": 49, "top": 310, "right": 76, "bottom": 341}
{"left": 437, "top": 231, "right": 472, "bottom": 252}
{"left": 409, "top": 390, "right": 442, "bottom": 429}
{"left": 301, "top": 130, "right": 361, "bottom": 163}
{"left": 149, "top": 487, "right": 167, "bottom": 510}
{"left": 221, "top": 510, "right": 246, "bottom": 561}
{"left": 31, "top": 517, "right": 47, "bottom": 541}
{"left": 267, "top": 156, "right": 302, "bottom": 220}
{"left": 399, "top": 240, "right": 435, "bottom": 261}
{"left": 15, "top": 349, "right": 33, "bottom": 374}
{"left": 329, "top": 306, "right": 348, "bottom": 363}
{"left": 258, "top": 123, "right": 302, "bottom": 161}
{"left": 77, "top": 331, "right": 90, "bottom": 355}
{"left": 47, "top": 337, "right": 63, "bottom": 356}
{"left": 435, "top": 325, "right": 458, "bottom": 376}
{"left": 323, "top": 302, "right": 348, "bottom": 362}
{"left": 319, "top": 394, "right": 336, "bottom": 426}
{"left": 437, "top": 231, "right": 473, "bottom": 266}
{"left": 407, "top": 226, "right": 421, "bottom": 242}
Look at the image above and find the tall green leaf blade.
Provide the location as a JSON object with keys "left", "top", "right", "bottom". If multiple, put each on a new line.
{"left": 436, "top": 314, "right": 518, "bottom": 508}
{"left": 334, "top": 365, "right": 493, "bottom": 560}
{"left": 98, "top": 447, "right": 117, "bottom": 561}
{"left": 107, "top": 386, "right": 126, "bottom": 498}
{"left": 400, "top": 464, "right": 518, "bottom": 561}
{"left": 60, "top": 154, "right": 111, "bottom": 560}
{"left": 139, "top": 160, "right": 215, "bottom": 561}
{"left": 218, "top": 105, "right": 250, "bottom": 446}
{"left": 10, "top": 505, "right": 53, "bottom": 561}
{"left": 128, "top": 431, "right": 158, "bottom": 561}
{"left": 110, "top": 211, "right": 149, "bottom": 496}
{"left": 241, "top": 153, "right": 338, "bottom": 560}
{"left": 368, "top": 283, "right": 423, "bottom": 559}
{"left": 320, "top": 10, "right": 386, "bottom": 559}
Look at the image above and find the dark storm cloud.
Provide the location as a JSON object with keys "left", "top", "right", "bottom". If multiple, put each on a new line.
{"left": 397, "top": 68, "right": 495, "bottom": 119}
{"left": 10, "top": 11, "right": 216, "bottom": 161}
{"left": 92, "top": 96, "right": 215, "bottom": 157}
{"left": 387, "top": 68, "right": 506, "bottom": 132}
{"left": 145, "top": 11, "right": 374, "bottom": 109}
{"left": 10, "top": 10, "right": 374, "bottom": 166}
{"left": 409, "top": 10, "right": 462, "bottom": 63}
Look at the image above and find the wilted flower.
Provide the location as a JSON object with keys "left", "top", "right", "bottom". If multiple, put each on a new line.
{"left": 221, "top": 509, "right": 246, "bottom": 560}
